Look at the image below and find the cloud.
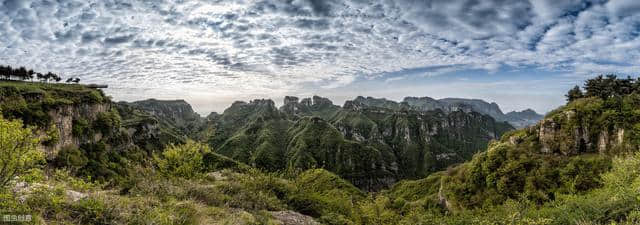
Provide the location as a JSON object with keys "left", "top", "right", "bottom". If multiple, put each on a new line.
{"left": 1, "top": 0, "right": 640, "bottom": 113}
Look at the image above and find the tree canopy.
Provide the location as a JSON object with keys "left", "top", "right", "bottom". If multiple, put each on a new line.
{"left": 0, "top": 65, "right": 62, "bottom": 83}
{"left": 568, "top": 75, "right": 640, "bottom": 102}
{"left": 0, "top": 115, "right": 44, "bottom": 188}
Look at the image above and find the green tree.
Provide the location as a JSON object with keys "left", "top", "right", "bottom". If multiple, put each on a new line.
{"left": 37, "top": 72, "right": 45, "bottom": 82}
{"left": 0, "top": 116, "right": 44, "bottom": 188}
{"left": 566, "top": 85, "right": 584, "bottom": 102}
{"left": 25, "top": 69, "right": 34, "bottom": 81}
{"left": 44, "top": 72, "right": 54, "bottom": 83}
{"left": 15, "top": 66, "right": 27, "bottom": 80}
{"left": 155, "top": 140, "right": 211, "bottom": 178}
{"left": 0, "top": 65, "right": 8, "bottom": 79}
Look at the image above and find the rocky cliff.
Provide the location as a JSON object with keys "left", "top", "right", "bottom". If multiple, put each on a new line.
{"left": 279, "top": 95, "right": 341, "bottom": 120}
{"left": 0, "top": 82, "right": 184, "bottom": 163}
{"left": 41, "top": 102, "right": 111, "bottom": 159}
{"left": 121, "top": 99, "right": 203, "bottom": 138}
{"left": 535, "top": 98, "right": 628, "bottom": 155}
{"left": 334, "top": 100, "right": 512, "bottom": 179}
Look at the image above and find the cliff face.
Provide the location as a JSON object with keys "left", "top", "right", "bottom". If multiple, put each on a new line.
{"left": 122, "top": 99, "right": 203, "bottom": 138}
{"left": 124, "top": 99, "right": 201, "bottom": 127}
{"left": 536, "top": 105, "right": 626, "bottom": 155}
{"left": 403, "top": 96, "right": 447, "bottom": 111}
{"left": 0, "top": 82, "right": 186, "bottom": 161}
{"left": 40, "top": 102, "right": 111, "bottom": 159}
{"left": 439, "top": 98, "right": 505, "bottom": 120}
{"left": 279, "top": 95, "right": 341, "bottom": 120}
{"left": 333, "top": 103, "right": 512, "bottom": 179}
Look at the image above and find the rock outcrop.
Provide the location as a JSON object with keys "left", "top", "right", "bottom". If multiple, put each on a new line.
{"left": 122, "top": 99, "right": 202, "bottom": 132}
{"left": 269, "top": 211, "right": 320, "bottom": 225}
{"left": 537, "top": 109, "right": 626, "bottom": 155}
{"left": 40, "top": 103, "right": 111, "bottom": 159}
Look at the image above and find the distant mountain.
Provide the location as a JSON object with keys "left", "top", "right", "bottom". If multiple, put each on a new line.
{"left": 504, "top": 108, "right": 544, "bottom": 128}
{"left": 402, "top": 96, "right": 448, "bottom": 111}
{"left": 279, "top": 95, "right": 341, "bottom": 120}
{"left": 400, "top": 97, "right": 543, "bottom": 128}
{"left": 438, "top": 98, "right": 505, "bottom": 120}
{"left": 121, "top": 99, "right": 203, "bottom": 136}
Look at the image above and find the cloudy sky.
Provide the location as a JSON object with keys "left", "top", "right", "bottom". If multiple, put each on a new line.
{"left": 2, "top": 0, "right": 640, "bottom": 115}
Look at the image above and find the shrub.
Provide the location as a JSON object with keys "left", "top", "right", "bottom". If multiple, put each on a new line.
{"left": 42, "top": 124, "right": 60, "bottom": 146}
{"left": 156, "top": 140, "right": 211, "bottom": 178}
{"left": 72, "top": 118, "right": 90, "bottom": 137}
{"left": 93, "top": 109, "right": 121, "bottom": 135}
{"left": 54, "top": 146, "right": 89, "bottom": 173}
{"left": 0, "top": 115, "right": 44, "bottom": 188}
{"left": 87, "top": 90, "right": 104, "bottom": 103}
{"left": 358, "top": 195, "right": 400, "bottom": 225}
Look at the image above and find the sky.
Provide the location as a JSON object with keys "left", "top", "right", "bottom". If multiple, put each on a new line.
{"left": 1, "top": 0, "right": 640, "bottom": 115}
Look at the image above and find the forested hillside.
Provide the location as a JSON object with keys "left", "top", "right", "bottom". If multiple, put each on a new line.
{"left": 192, "top": 96, "right": 512, "bottom": 190}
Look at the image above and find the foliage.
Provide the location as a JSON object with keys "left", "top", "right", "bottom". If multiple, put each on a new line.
{"left": 0, "top": 81, "right": 108, "bottom": 128}
{"left": 583, "top": 74, "right": 639, "bottom": 100}
{"left": 358, "top": 195, "right": 401, "bottom": 225}
{"left": 54, "top": 146, "right": 89, "bottom": 173}
{"left": 41, "top": 124, "right": 60, "bottom": 146}
{"left": 287, "top": 169, "right": 365, "bottom": 224}
{"left": 155, "top": 140, "right": 211, "bottom": 178}
{"left": 93, "top": 109, "right": 121, "bottom": 135}
{"left": 72, "top": 118, "right": 90, "bottom": 137}
{"left": 566, "top": 85, "right": 584, "bottom": 102}
{"left": 0, "top": 116, "right": 44, "bottom": 188}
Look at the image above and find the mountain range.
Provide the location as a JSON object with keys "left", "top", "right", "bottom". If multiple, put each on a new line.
{"left": 124, "top": 95, "right": 533, "bottom": 190}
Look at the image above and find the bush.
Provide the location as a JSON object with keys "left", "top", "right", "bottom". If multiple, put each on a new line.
{"left": 87, "top": 90, "right": 104, "bottom": 103}
{"left": 155, "top": 141, "right": 211, "bottom": 178}
{"left": 54, "top": 146, "right": 89, "bottom": 172}
{"left": 358, "top": 195, "right": 400, "bottom": 225}
{"left": 72, "top": 118, "right": 90, "bottom": 137}
{"left": 42, "top": 124, "right": 60, "bottom": 146}
{"left": 0, "top": 115, "right": 44, "bottom": 188}
{"left": 288, "top": 169, "right": 364, "bottom": 223}
{"left": 93, "top": 109, "right": 121, "bottom": 135}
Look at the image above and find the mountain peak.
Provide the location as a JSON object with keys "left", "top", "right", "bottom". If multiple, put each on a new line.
{"left": 284, "top": 96, "right": 299, "bottom": 105}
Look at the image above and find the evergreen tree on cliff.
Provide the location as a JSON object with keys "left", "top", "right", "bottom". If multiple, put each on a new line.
{"left": 565, "top": 85, "right": 584, "bottom": 102}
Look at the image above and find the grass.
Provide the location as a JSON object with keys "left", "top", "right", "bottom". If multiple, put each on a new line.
{"left": 0, "top": 80, "right": 108, "bottom": 127}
